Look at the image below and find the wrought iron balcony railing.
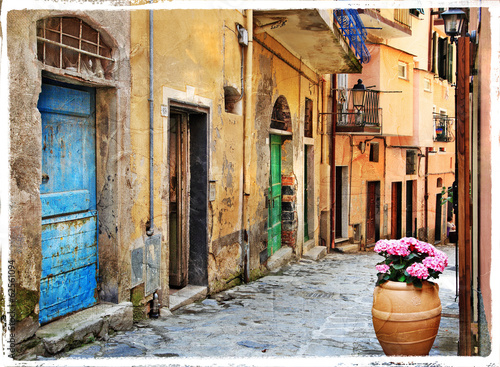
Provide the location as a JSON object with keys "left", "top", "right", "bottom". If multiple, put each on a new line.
{"left": 433, "top": 113, "right": 455, "bottom": 142}
{"left": 333, "top": 9, "right": 371, "bottom": 64}
{"left": 335, "top": 88, "right": 381, "bottom": 133}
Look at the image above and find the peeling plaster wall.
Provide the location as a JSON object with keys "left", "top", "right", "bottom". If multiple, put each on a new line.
{"left": 130, "top": 10, "right": 248, "bottom": 296}
{"left": 8, "top": 9, "right": 131, "bottom": 341}
{"left": 249, "top": 32, "right": 323, "bottom": 268}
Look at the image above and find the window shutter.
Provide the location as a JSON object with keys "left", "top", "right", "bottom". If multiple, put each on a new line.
{"left": 431, "top": 32, "right": 437, "bottom": 73}
{"left": 438, "top": 37, "right": 447, "bottom": 79}
{"left": 448, "top": 44, "right": 454, "bottom": 83}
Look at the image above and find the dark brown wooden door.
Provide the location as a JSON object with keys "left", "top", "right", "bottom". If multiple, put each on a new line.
{"left": 366, "top": 182, "right": 377, "bottom": 244}
{"left": 391, "top": 182, "right": 402, "bottom": 239}
{"left": 169, "top": 113, "right": 189, "bottom": 288}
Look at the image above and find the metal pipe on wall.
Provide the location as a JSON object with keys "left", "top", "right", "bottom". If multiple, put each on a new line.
{"left": 242, "top": 9, "right": 253, "bottom": 282}
{"left": 147, "top": 5, "right": 154, "bottom": 236}
{"left": 330, "top": 74, "right": 336, "bottom": 250}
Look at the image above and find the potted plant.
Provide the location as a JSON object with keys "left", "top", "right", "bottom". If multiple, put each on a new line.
{"left": 371, "top": 237, "right": 449, "bottom": 356}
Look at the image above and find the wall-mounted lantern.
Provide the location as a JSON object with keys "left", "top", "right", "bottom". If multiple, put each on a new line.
{"left": 441, "top": 8, "right": 466, "bottom": 43}
{"left": 352, "top": 79, "right": 366, "bottom": 110}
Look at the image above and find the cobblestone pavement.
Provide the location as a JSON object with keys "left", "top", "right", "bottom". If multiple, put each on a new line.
{"left": 53, "top": 244, "right": 459, "bottom": 364}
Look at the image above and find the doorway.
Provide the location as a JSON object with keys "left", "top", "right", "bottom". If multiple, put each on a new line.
{"left": 366, "top": 181, "right": 380, "bottom": 245}
{"left": 435, "top": 193, "right": 442, "bottom": 243}
{"left": 391, "top": 182, "right": 402, "bottom": 239}
{"left": 268, "top": 134, "right": 282, "bottom": 256}
{"left": 406, "top": 180, "right": 414, "bottom": 237}
{"left": 38, "top": 79, "right": 98, "bottom": 324}
{"left": 168, "top": 107, "right": 208, "bottom": 288}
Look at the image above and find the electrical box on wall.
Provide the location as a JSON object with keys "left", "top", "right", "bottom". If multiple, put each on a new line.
{"left": 236, "top": 24, "right": 248, "bottom": 46}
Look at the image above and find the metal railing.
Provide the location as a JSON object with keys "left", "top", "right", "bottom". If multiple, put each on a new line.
{"left": 336, "top": 88, "right": 381, "bottom": 128}
{"left": 394, "top": 9, "right": 412, "bottom": 28}
{"left": 333, "top": 9, "right": 371, "bottom": 64}
{"left": 433, "top": 113, "right": 455, "bottom": 142}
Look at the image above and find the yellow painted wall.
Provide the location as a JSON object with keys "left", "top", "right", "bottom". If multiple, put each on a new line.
{"left": 130, "top": 9, "right": 327, "bottom": 294}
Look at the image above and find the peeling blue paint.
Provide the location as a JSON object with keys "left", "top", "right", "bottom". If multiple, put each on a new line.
{"left": 38, "top": 80, "right": 97, "bottom": 324}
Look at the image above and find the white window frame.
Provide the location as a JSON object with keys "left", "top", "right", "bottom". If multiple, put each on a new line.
{"left": 424, "top": 78, "right": 432, "bottom": 92}
{"left": 398, "top": 61, "right": 408, "bottom": 80}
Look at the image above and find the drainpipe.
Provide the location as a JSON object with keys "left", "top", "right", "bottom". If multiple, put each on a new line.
{"left": 424, "top": 147, "right": 429, "bottom": 241}
{"left": 242, "top": 10, "right": 253, "bottom": 283}
{"left": 147, "top": 5, "right": 154, "bottom": 236}
{"left": 330, "top": 74, "right": 337, "bottom": 250}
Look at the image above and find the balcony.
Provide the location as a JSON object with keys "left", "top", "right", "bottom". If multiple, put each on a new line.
{"left": 433, "top": 113, "right": 455, "bottom": 142}
{"left": 357, "top": 9, "right": 412, "bottom": 39}
{"left": 335, "top": 88, "right": 381, "bottom": 134}
{"left": 253, "top": 9, "right": 362, "bottom": 74}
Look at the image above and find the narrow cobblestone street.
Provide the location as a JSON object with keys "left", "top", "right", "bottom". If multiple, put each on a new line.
{"left": 52, "top": 244, "right": 459, "bottom": 364}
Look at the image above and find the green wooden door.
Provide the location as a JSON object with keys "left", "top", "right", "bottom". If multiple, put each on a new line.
{"left": 304, "top": 147, "right": 309, "bottom": 241}
{"left": 268, "top": 135, "right": 282, "bottom": 256}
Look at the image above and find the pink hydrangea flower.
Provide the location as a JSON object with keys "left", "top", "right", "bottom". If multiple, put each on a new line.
{"left": 385, "top": 240, "right": 411, "bottom": 257}
{"left": 414, "top": 240, "right": 436, "bottom": 256}
{"left": 406, "top": 263, "right": 430, "bottom": 279}
{"left": 423, "top": 250, "right": 449, "bottom": 272}
{"left": 376, "top": 264, "right": 390, "bottom": 274}
{"left": 374, "top": 240, "right": 390, "bottom": 253}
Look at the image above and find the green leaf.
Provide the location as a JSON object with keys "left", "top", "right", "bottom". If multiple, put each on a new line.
{"left": 393, "top": 263, "right": 405, "bottom": 270}
{"left": 397, "top": 275, "right": 406, "bottom": 282}
{"left": 414, "top": 279, "right": 423, "bottom": 288}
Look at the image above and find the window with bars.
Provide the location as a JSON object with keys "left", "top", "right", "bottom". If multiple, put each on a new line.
{"left": 37, "top": 17, "right": 114, "bottom": 80}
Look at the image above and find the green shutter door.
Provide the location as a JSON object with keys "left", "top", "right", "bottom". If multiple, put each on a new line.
{"left": 268, "top": 135, "right": 282, "bottom": 256}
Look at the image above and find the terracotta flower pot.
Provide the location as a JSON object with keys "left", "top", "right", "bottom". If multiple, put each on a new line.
{"left": 372, "top": 280, "right": 442, "bottom": 356}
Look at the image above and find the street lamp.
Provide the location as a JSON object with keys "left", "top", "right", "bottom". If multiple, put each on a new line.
{"left": 441, "top": 8, "right": 466, "bottom": 43}
{"left": 352, "top": 79, "right": 366, "bottom": 110}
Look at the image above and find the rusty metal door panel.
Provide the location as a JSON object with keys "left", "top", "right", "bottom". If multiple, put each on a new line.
{"left": 38, "top": 79, "right": 97, "bottom": 324}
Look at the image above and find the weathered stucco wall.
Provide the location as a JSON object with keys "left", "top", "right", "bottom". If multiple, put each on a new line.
{"left": 8, "top": 9, "right": 131, "bottom": 343}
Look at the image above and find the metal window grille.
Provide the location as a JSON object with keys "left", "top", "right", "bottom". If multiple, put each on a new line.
{"left": 433, "top": 113, "right": 455, "bottom": 142}
{"left": 394, "top": 9, "right": 412, "bottom": 28}
{"left": 37, "top": 17, "right": 114, "bottom": 79}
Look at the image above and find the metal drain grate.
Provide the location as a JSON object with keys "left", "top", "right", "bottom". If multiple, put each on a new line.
{"left": 298, "top": 291, "right": 337, "bottom": 299}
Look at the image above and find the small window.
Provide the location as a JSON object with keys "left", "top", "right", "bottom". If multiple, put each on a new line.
{"left": 439, "top": 147, "right": 446, "bottom": 153}
{"left": 398, "top": 61, "right": 408, "bottom": 80}
{"left": 406, "top": 150, "right": 417, "bottom": 175}
{"left": 409, "top": 9, "right": 423, "bottom": 17}
{"left": 304, "top": 98, "right": 313, "bottom": 138}
{"left": 224, "top": 86, "right": 242, "bottom": 114}
{"left": 424, "top": 78, "right": 431, "bottom": 92}
{"left": 437, "top": 178, "right": 443, "bottom": 187}
{"left": 369, "top": 142, "right": 379, "bottom": 162}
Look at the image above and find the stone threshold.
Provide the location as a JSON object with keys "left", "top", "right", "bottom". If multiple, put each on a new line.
{"left": 169, "top": 285, "right": 208, "bottom": 311}
{"left": 32, "top": 302, "right": 133, "bottom": 357}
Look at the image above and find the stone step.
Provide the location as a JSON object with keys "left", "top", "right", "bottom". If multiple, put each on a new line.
{"left": 334, "top": 243, "right": 360, "bottom": 253}
{"left": 35, "top": 302, "right": 133, "bottom": 355}
{"left": 303, "top": 246, "right": 327, "bottom": 261}
{"left": 266, "top": 246, "right": 294, "bottom": 272}
{"left": 169, "top": 285, "right": 208, "bottom": 311}
{"left": 303, "top": 238, "right": 316, "bottom": 253}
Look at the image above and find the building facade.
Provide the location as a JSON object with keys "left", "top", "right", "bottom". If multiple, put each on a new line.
{"left": 5, "top": 6, "right": 361, "bottom": 355}
{"left": 331, "top": 8, "right": 457, "bottom": 249}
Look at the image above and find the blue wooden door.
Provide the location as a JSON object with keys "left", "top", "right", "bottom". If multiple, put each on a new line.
{"left": 38, "top": 79, "right": 98, "bottom": 324}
